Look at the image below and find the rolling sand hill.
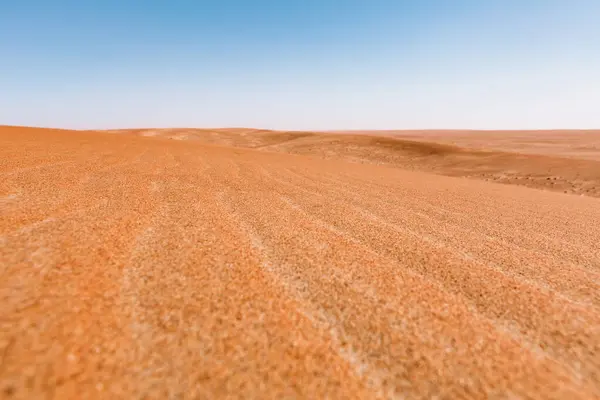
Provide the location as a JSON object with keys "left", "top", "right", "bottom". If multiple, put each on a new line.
{"left": 1, "top": 126, "right": 599, "bottom": 399}
{"left": 97, "top": 127, "right": 600, "bottom": 197}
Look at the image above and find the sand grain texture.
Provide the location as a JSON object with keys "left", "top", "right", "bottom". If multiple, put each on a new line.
{"left": 1, "top": 126, "right": 600, "bottom": 399}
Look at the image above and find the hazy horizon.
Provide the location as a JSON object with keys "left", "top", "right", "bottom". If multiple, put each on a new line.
{"left": 3, "top": 124, "right": 600, "bottom": 133}
{"left": 2, "top": 1, "right": 599, "bottom": 130}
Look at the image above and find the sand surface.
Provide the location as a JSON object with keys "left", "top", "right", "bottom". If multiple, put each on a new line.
{"left": 1, "top": 126, "right": 600, "bottom": 399}
{"left": 94, "top": 127, "right": 600, "bottom": 198}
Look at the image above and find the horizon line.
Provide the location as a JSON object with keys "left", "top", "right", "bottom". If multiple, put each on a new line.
{"left": 2, "top": 124, "right": 600, "bottom": 134}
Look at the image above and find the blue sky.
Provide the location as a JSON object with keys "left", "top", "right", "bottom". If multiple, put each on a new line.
{"left": 1, "top": 0, "right": 599, "bottom": 129}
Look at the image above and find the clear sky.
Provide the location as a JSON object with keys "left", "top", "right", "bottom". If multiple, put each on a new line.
{"left": 1, "top": 0, "right": 599, "bottom": 130}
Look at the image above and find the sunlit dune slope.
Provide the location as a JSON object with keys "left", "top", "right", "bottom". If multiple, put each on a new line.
{"left": 1, "top": 126, "right": 600, "bottom": 398}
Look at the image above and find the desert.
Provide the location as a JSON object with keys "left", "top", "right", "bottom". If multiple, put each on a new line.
{"left": 1, "top": 125, "right": 599, "bottom": 398}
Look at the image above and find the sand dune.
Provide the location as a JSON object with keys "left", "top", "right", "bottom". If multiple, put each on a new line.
{"left": 386, "top": 130, "right": 600, "bottom": 161}
{"left": 1, "top": 126, "right": 600, "bottom": 398}
{"left": 95, "top": 126, "right": 600, "bottom": 197}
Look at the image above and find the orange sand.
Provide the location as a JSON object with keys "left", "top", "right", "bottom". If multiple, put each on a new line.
{"left": 1, "top": 126, "right": 599, "bottom": 399}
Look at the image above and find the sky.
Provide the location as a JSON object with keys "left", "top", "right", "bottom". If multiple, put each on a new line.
{"left": 1, "top": 0, "right": 599, "bottom": 130}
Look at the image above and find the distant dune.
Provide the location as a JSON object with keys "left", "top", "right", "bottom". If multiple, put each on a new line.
{"left": 85, "top": 126, "right": 600, "bottom": 197}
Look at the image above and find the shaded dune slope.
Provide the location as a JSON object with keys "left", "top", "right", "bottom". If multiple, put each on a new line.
{"left": 267, "top": 134, "right": 600, "bottom": 198}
